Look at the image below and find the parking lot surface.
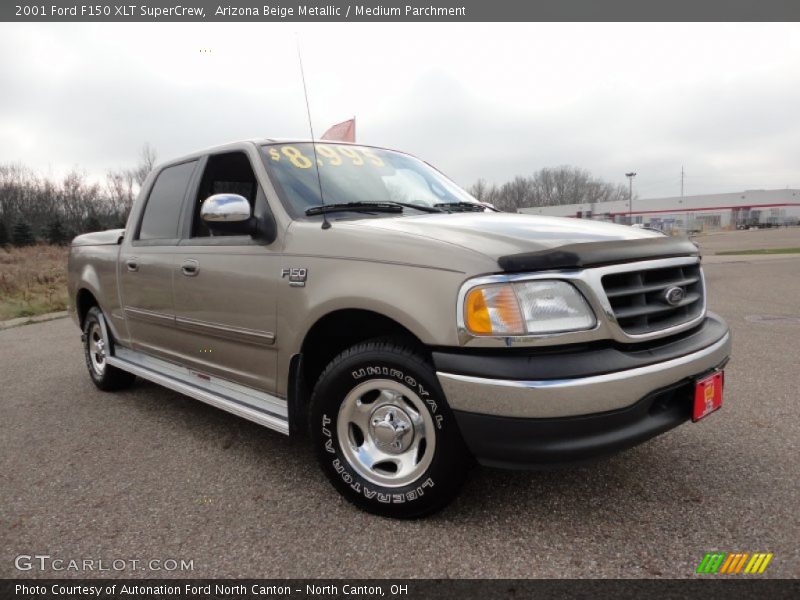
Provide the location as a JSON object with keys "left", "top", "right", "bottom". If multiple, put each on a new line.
{"left": 1, "top": 257, "right": 799, "bottom": 579}
{"left": 695, "top": 227, "right": 800, "bottom": 253}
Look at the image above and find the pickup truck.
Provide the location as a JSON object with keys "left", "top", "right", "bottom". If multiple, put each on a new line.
{"left": 68, "top": 139, "right": 731, "bottom": 518}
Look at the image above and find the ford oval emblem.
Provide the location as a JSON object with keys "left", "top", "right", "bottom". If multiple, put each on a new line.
{"left": 664, "top": 286, "right": 685, "bottom": 306}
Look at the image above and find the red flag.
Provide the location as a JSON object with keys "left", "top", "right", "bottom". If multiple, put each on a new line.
{"left": 321, "top": 118, "right": 356, "bottom": 142}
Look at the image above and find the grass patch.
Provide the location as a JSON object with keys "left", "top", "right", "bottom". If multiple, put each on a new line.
{"left": 716, "top": 247, "right": 800, "bottom": 255}
{"left": 0, "top": 245, "right": 70, "bottom": 321}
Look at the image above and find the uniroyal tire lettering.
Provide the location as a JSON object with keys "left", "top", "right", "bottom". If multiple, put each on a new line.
{"left": 353, "top": 366, "right": 412, "bottom": 383}
{"left": 365, "top": 366, "right": 391, "bottom": 376}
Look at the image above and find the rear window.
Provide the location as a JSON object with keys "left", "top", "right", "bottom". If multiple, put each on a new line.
{"left": 139, "top": 161, "right": 197, "bottom": 240}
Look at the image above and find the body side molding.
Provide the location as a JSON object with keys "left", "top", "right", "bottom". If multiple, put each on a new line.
{"left": 174, "top": 315, "right": 275, "bottom": 345}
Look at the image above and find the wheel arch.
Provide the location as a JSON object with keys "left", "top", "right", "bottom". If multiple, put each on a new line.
{"left": 74, "top": 286, "right": 125, "bottom": 345}
{"left": 288, "top": 308, "right": 429, "bottom": 435}
{"left": 76, "top": 287, "right": 100, "bottom": 328}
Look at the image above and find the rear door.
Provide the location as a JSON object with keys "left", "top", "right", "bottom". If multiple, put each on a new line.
{"left": 118, "top": 160, "right": 198, "bottom": 361}
{"left": 170, "top": 150, "right": 281, "bottom": 392}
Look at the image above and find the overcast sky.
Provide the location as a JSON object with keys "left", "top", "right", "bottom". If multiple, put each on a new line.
{"left": 2, "top": 22, "right": 799, "bottom": 198}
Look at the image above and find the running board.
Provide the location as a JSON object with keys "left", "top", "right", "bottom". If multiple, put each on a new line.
{"left": 106, "top": 347, "right": 289, "bottom": 436}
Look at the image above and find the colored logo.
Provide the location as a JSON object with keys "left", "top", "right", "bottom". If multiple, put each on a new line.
{"left": 696, "top": 552, "right": 773, "bottom": 574}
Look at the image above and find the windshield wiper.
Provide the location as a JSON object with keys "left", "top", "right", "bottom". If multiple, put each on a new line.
{"left": 434, "top": 202, "right": 488, "bottom": 213}
{"left": 305, "top": 201, "right": 445, "bottom": 216}
{"left": 390, "top": 201, "right": 443, "bottom": 213}
{"left": 305, "top": 202, "right": 403, "bottom": 216}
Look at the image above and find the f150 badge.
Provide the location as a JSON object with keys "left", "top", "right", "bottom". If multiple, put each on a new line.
{"left": 281, "top": 267, "right": 308, "bottom": 287}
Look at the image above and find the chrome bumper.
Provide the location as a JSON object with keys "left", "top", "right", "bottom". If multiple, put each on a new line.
{"left": 437, "top": 332, "right": 731, "bottom": 419}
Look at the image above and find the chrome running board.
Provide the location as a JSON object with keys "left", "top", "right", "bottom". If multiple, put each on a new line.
{"left": 106, "top": 346, "right": 289, "bottom": 435}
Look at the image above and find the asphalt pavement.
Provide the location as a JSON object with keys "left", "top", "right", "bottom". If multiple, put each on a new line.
{"left": 694, "top": 227, "right": 800, "bottom": 254}
{"left": 1, "top": 257, "right": 799, "bottom": 579}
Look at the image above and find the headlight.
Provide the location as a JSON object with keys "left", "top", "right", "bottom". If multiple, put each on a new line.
{"left": 464, "top": 280, "right": 596, "bottom": 336}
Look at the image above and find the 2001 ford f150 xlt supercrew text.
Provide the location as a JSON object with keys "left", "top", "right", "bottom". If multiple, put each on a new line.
{"left": 68, "top": 140, "right": 731, "bottom": 517}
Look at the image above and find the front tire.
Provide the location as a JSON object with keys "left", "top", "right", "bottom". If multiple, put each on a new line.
{"left": 83, "top": 306, "right": 136, "bottom": 391}
{"left": 310, "top": 339, "right": 470, "bottom": 518}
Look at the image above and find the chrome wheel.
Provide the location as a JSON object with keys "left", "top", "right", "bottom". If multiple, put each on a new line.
{"left": 88, "top": 321, "right": 106, "bottom": 376}
{"left": 336, "top": 379, "right": 436, "bottom": 488}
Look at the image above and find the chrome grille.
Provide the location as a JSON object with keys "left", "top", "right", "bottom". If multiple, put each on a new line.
{"left": 602, "top": 263, "right": 704, "bottom": 335}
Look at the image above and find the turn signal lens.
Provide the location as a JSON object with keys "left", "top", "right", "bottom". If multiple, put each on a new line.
{"left": 464, "top": 285, "right": 525, "bottom": 335}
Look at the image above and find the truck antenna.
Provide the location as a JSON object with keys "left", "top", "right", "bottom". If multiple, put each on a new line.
{"left": 295, "top": 35, "right": 330, "bottom": 230}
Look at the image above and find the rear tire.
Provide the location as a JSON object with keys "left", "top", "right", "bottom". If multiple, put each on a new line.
{"left": 83, "top": 306, "right": 136, "bottom": 391}
{"left": 310, "top": 339, "right": 470, "bottom": 518}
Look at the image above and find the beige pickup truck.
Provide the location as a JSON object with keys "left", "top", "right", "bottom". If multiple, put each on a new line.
{"left": 68, "top": 140, "right": 731, "bottom": 518}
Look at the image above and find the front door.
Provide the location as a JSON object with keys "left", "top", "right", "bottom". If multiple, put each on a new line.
{"left": 170, "top": 151, "right": 280, "bottom": 393}
{"left": 118, "top": 159, "right": 198, "bottom": 362}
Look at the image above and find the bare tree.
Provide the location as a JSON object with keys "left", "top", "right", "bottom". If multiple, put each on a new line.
{"left": 468, "top": 178, "right": 489, "bottom": 202}
{"left": 0, "top": 142, "right": 158, "bottom": 244}
{"left": 470, "top": 166, "right": 633, "bottom": 212}
{"left": 106, "top": 168, "right": 136, "bottom": 227}
{"left": 133, "top": 142, "right": 157, "bottom": 186}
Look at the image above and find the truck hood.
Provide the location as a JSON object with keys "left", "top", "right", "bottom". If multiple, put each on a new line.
{"left": 352, "top": 211, "right": 682, "bottom": 255}
{"left": 349, "top": 213, "right": 698, "bottom": 271}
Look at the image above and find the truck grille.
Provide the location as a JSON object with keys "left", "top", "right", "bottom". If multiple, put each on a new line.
{"left": 601, "top": 263, "right": 704, "bottom": 335}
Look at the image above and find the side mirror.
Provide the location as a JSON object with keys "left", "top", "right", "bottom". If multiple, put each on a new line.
{"left": 200, "top": 193, "right": 256, "bottom": 236}
{"left": 201, "top": 193, "right": 251, "bottom": 223}
{"left": 199, "top": 192, "right": 278, "bottom": 243}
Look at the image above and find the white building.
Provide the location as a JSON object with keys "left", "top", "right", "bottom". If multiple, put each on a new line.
{"left": 519, "top": 189, "right": 800, "bottom": 233}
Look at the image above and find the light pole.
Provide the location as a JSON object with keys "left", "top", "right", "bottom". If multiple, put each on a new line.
{"left": 626, "top": 172, "right": 637, "bottom": 224}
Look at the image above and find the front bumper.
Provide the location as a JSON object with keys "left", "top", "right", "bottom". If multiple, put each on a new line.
{"left": 434, "top": 313, "right": 731, "bottom": 468}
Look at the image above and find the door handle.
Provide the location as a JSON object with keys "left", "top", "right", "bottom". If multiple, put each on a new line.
{"left": 181, "top": 259, "right": 199, "bottom": 277}
{"left": 126, "top": 257, "right": 139, "bottom": 272}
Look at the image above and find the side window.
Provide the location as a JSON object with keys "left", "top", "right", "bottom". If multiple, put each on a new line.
{"left": 138, "top": 161, "right": 197, "bottom": 241}
{"left": 192, "top": 152, "right": 258, "bottom": 237}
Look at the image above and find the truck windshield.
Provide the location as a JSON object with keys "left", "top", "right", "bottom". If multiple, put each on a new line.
{"left": 260, "top": 143, "right": 481, "bottom": 216}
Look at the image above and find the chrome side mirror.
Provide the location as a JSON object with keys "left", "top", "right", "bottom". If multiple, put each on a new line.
{"left": 201, "top": 194, "right": 251, "bottom": 223}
